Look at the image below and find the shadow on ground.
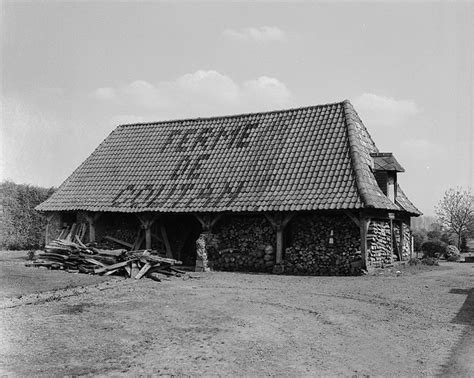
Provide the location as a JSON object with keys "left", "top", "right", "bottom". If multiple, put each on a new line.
{"left": 440, "top": 288, "right": 474, "bottom": 376}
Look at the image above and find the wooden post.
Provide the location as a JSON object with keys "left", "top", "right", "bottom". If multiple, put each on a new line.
{"left": 145, "top": 227, "right": 152, "bottom": 250}
{"left": 265, "top": 212, "right": 294, "bottom": 265}
{"left": 194, "top": 213, "right": 222, "bottom": 232}
{"left": 83, "top": 212, "right": 102, "bottom": 243}
{"left": 45, "top": 213, "right": 55, "bottom": 246}
{"left": 160, "top": 225, "right": 173, "bottom": 258}
{"left": 399, "top": 221, "right": 405, "bottom": 261}
{"left": 136, "top": 213, "right": 158, "bottom": 250}
{"left": 359, "top": 215, "right": 369, "bottom": 270}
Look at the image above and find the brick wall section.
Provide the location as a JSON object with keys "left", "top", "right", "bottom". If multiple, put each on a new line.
{"left": 367, "top": 220, "right": 392, "bottom": 267}
{"left": 283, "top": 214, "right": 362, "bottom": 275}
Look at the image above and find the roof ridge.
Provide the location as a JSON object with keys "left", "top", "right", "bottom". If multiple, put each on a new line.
{"left": 117, "top": 100, "right": 349, "bottom": 128}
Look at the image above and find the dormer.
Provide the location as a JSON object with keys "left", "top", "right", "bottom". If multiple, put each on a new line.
{"left": 370, "top": 153, "right": 405, "bottom": 203}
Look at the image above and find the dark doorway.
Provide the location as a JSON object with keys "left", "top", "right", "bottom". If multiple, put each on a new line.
{"left": 163, "top": 214, "right": 202, "bottom": 267}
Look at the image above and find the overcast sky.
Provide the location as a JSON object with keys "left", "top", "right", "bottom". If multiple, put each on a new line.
{"left": 1, "top": 1, "right": 472, "bottom": 216}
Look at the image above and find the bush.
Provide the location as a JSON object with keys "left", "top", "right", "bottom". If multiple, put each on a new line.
{"left": 447, "top": 254, "right": 461, "bottom": 262}
{"left": 422, "top": 240, "right": 447, "bottom": 258}
{"left": 408, "top": 257, "right": 421, "bottom": 266}
{"left": 445, "top": 245, "right": 460, "bottom": 259}
{"left": 421, "top": 257, "right": 439, "bottom": 266}
{"left": 412, "top": 229, "right": 428, "bottom": 252}
{"left": 0, "top": 181, "right": 55, "bottom": 250}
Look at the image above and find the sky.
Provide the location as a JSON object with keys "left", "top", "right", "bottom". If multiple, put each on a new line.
{"left": 1, "top": 1, "right": 472, "bottom": 216}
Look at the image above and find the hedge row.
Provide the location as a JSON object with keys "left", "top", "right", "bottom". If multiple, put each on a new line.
{"left": 0, "top": 181, "right": 55, "bottom": 250}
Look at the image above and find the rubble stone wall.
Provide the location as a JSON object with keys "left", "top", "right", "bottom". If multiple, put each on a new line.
{"left": 284, "top": 214, "right": 362, "bottom": 275}
{"left": 367, "top": 220, "right": 392, "bottom": 267}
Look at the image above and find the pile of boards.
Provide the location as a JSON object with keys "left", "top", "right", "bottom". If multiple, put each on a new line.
{"left": 26, "top": 238, "right": 185, "bottom": 282}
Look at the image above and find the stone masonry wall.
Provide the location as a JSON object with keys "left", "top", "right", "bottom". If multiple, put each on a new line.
{"left": 367, "top": 220, "right": 392, "bottom": 267}
{"left": 284, "top": 214, "right": 362, "bottom": 275}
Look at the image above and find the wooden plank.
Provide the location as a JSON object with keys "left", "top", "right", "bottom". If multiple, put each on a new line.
{"left": 75, "top": 235, "right": 88, "bottom": 249}
{"left": 150, "top": 268, "right": 176, "bottom": 276}
{"left": 94, "top": 260, "right": 133, "bottom": 274}
{"left": 160, "top": 226, "right": 173, "bottom": 258}
{"left": 104, "top": 235, "right": 133, "bottom": 249}
{"left": 83, "top": 258, "right": 106, "bottom": 267}
{"left": 135, "top": 262, "right": 152, "bottom": 279}
{"left": 130, "top": 261, "right": 140, "bottom": 278}
{"left": 65, "top": 223, "right": 77, "bottom": 242}
{"left": 104, "top": 268, "right": 120, "bottom": 276}
{"left": 124, "top": 264, "right": 132, "bottom": 278}
{"left": 170, "top": 266, "right": 186, "bottom": 274}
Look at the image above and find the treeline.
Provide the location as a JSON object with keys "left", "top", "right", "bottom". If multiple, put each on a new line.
{"left": 0, "top": 181, "right": 55, "bottom": 250}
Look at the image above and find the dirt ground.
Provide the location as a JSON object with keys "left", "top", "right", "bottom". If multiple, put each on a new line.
{"left": 0, "top": 251, "right": 473, "bottom": 376}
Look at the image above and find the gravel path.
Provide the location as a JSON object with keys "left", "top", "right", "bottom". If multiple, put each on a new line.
{"left": 0, "top": 254, "right": 472, "bottom": 376}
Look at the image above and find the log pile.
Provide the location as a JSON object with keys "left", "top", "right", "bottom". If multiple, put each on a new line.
{"left": 26, "top": 238, "right": 183, "bottom": 281}
{"left": 211, "top": 216, "right": 275, "bottom": 272}
{"left": 211, "top": 245, "right": 275, "bottom": 272}
{"left": 402, "top": 223, "right": 411, "bottom": 260}
{"left": 367, "top": 220, "right": 392, "bottom": 267}
{"left": 283, "top": 215, "right": 362, "bottom": 275}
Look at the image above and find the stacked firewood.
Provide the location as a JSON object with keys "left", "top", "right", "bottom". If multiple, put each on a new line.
{"left": 26, "top": 238, "right": 184, "bottom": 281}
{"left": 284, "top": 215, "right": 362, "bottom": 276}
{"left": 211, "top": 245, "right": 275, "bottom": 272}
{"left": 367, "top": 220, "right": 392, "bottom": 267}
{"left": 212, "top": 216, "right": 276, "bottom": 272}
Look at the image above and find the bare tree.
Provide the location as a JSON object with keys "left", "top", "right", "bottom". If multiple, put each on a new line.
{"left": 435, "top": 187, "right": 474, "bottom": 250}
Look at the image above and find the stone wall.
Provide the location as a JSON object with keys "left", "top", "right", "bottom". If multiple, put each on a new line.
{"left": 367, "top": 220, "right": 392, "bottom": 267}
{"left": 283, "top": 214, "right": 362, "bottom": 275}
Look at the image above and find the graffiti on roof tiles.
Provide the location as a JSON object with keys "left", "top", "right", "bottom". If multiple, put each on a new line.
{"left": 112, "top": 122, "right": 259, "bottom": 208}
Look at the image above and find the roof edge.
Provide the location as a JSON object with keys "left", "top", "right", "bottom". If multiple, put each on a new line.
{"left": 343, "top": 101, "right": 399, "bottom": 211}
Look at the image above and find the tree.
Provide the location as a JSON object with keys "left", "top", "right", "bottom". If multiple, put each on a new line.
{"left": 435, "top": 187, "right": 474, "bottom": 251}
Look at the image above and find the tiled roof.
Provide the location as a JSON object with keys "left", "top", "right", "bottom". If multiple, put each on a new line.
{"left": 371, "top": 153, "right": 405, "bottom": 172}
{"left": 37, "top": 100, "right": 415, "bottom": 214}
{"left": 396, "top": 184, "right": 422, "bottom": 216}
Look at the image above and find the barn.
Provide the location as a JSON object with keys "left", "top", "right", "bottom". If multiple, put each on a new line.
{"left": 36, "top": 100, "right": 421, "bottom": 275}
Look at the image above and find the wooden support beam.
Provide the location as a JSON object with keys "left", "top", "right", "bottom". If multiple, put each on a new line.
{"left": 359, "top": 215, "right": 369, "bottom": 271}
{"left": 399, "top": 221, "right": 405, "bottom": 261}
{"left": 45, "top": 213, "right": 56, "bottom": 245}
{"left": 145, "top": 227, "right": 152, "bottom": 250}
{"left": 265, "top": 212, "right": 294, "bottom": 265}
{"left": 136, "top": 213, "right": 158, "bottom": 250}
{"left": 160, "top": 225, "right": 173, "bottom": 258}
{"left": 194, "top": 213, "right": 223, "bottom": 232}
{"left": 83, "top": 212, "right": 102, "bottom": 243}
{"left": 344, "top": 211, "right": 360, "bottom": 227}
